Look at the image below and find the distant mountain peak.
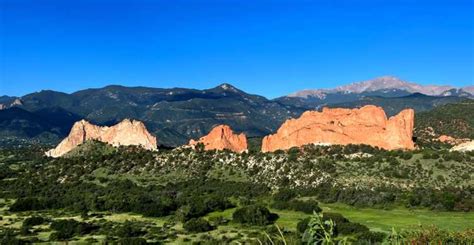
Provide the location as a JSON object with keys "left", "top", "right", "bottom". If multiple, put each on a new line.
{"left": 207, "top": 83, "right": 243, "bottom": 94}
{"left": 334, "top": 76, "right": 412, "bottom": 93}
{"left": 288, "top": 76, "right": 458, "bottom": 99}
{"left": 217, "top": 83, "right": 238, "bottom": 91}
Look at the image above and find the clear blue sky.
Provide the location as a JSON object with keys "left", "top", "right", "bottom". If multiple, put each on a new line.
{"left": 0, "top": 0, "right": 473, "bottom": 98}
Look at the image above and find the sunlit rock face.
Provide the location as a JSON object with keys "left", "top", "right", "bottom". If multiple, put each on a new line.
{"left": 437, "top": 135, "right": 470, "bottom": 145}
{"left": 45, "top": 119, "right": 157, "bottom": 157}
{"left": 261, "top": 105, "right": 415, "bottom": 152}
{"left": 189, "top": 124, "right": 248, "bottom": 153}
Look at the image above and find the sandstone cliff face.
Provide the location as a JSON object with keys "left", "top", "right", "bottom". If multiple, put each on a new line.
{"left": 46, "top": 119, "right": 157, "bottom": 157}
{"left": 261, "top": 105, "right": 415, "bottom": 152}
{"left": 189, "top": 125, "right": 247, "bottom": 153}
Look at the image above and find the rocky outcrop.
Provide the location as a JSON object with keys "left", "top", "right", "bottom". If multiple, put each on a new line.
{"left": 189, "top": 125, "right": 247, "bottom": 153}
{"left": 10, "top": 99, "right": 23, "bottom": 107}
{"left": 262, "top": 105, "right": 415, "bottom": 152}
{"left": 438, "top": 135, "right": 456, "bottom": 144}
{"left": 46, "top": 119, "right": 157, "bottom": 157}
{"left": 0, "top": 104, "right": 5, "bottom": 110}
{"left": 437, "top": 135, "right": 470, "bottom": 145}
{"left": 451, "top": 141, "right": 474, "bottom": 152}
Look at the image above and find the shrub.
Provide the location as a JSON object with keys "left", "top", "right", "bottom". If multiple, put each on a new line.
{"left": 183, "top": 218, "right": 213, "bottom": 233}
{"left": 49, "top": 219, "right": 97, "bottom": 240}
{"left": 116, "top": 221, "right": 145, "bottom": 238}
{"left": 9, "top": 198, "right": 51, "bottom": 212}
{"left": 322, "top": 212, "right": 348, "bottom": 225}
{"left": 273, "top": 189, "right": 296, "bottom": 202}
{"left": 336, "top": 222, "right": 369, "bottom": 235}
{"left": 232, "top": 205, "right": 279, "bottom": 226}
{"left": 289, "top": 200, "right": 322, "bottom": 214}
{"left": 0, "top": 229, "right": 24, "bottom": 245}
{"left": 272, "top": 199, "right": 322, "bottom": 214}
{"left": 23, "top": 216, "right": 47, "bottom": 227}
{"left": 357, "top": 231, "right": 386, "bottom": 243}
{"left": 118, "top": 237, "right": 148, "bottom": 245}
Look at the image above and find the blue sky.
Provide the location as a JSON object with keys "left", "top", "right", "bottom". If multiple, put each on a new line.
{"left": 0, "top": 0, "right": 473, "bottom": 98}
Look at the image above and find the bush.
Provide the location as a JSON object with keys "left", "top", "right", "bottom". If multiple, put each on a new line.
{"left": 336, "top": 222, "right": 369, "bottom": 235}
{"left": 357, "top": 231, "right": 386, "bottom": 243}
{"left": 273, "top": 189, "right": 296, "bottom": 202}
{"left": 232, "top": 205, "right": 279, "bottom": 226}
{"left": 49, "top": 219, "right": 97, "bottom": 240}
{"left": 118, "top": 237, "right": 148, "bottom": 244}
{"left": 289, "top": 200, "right": 322, "bottom": 214}
{"left": 272, "top": 200, "right": 322, "bottom": 214}
{"left": 116, "top": 221, "right": 145, "bottom": 238}
{"left": 0, "top": 229, "right": 24, "bottom": 245}
{"left": 23, "top": 216, "right": 47, "bottom": 227}
{"left": 322, "top": 212, "right": 348, "bottom": 225}
{"left": 9, "top": 198, "right": 52, "bottom": 212}
{"left": 183, "top": 218, "right": 213, "bottom": 233}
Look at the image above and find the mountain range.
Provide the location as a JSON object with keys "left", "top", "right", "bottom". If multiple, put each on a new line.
{"left": 0, "top": 76, "right": 472, "bottom": 146}
{"left": 276, "top": 76, "right": 473, "bottom": 109}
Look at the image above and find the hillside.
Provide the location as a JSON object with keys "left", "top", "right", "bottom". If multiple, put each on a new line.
{"left": 0, "top": 107, "right": 79, "bottom": 142}
{"left": 327, "top": 93, "right": 468, "bottom": 116}
{"left": 1, "top": 143, "right": 472, "bottom": 243}
{"left": 415, "top": 101, "right": 474, "bottom": 139}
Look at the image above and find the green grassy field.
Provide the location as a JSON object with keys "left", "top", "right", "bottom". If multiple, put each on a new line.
{"left": 321, "top": 202, "right": 473, "bottom": 232}
{"left": 205, "top": 202, "right": 473, "bottom": 233}
{"left": 1, "top": 201, "right": 472, "bottom": 244}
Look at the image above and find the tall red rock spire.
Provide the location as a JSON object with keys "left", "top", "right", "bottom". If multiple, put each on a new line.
{"left": 189, "top": 125, "right": 248, "bottom": 153}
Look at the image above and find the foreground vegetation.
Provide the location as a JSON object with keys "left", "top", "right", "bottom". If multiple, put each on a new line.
{"left": 0, "top": 142, "right": 473, "bottom": 243}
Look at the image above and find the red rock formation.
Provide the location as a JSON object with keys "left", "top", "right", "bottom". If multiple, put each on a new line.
{"left": 46, "top": 119, "right": 157, "bottom": 157}
{"left": 189, "top": 125, "right": 247, "bottom": 153}
{"left": 262, "top": 105, "right": 415, "bottom": 152}
{"left": 437, "top": 135, "right": 470, "bottom": 145}
{"left": 438, "top": 135, "right": 457, "bottom": 144}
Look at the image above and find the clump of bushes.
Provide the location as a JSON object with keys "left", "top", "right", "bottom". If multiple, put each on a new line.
{"left": 232, "top": 205, "right": 279, "bottom": 226}
{"left": 49, "top": 219, "right": 98, "bottom": 240}
{"left": 23, "top": 216, "right": 47, "bottom": 227}
{"left": 272, "top": 199, "right": 322, "bottom": 214}
{"left": 273, "top": 189, "right": 297, "bottom": 202}
{"left": 9, "top": 198, "right": 54, "bottom": 212}
{"left": 183, "top": 218, "right": 213, "bottom": 233}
